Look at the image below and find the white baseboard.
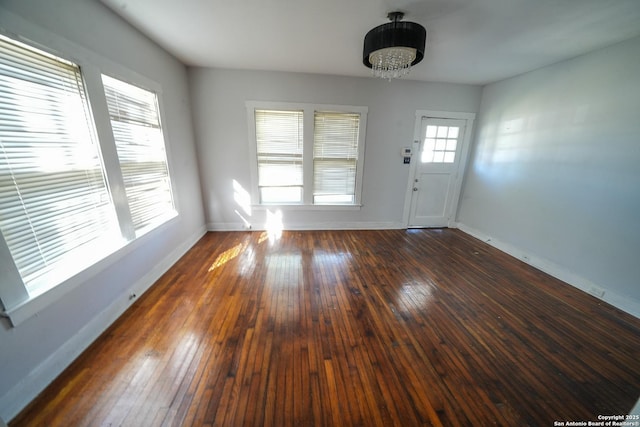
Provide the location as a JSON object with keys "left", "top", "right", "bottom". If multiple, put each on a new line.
{"left": 206, "top": 221, "right": 247, "bottom": 231}
{"left": 631, "top": 397, "right": 640, "bottom": 415}
{"left": 0, "top": 226, "right": 206, "bottom": 422}
{"left": 456, "top": 223, "right": 640, "bottom": 320}
{"left": 207, "top": 221, "right": 405, "bottom": 231}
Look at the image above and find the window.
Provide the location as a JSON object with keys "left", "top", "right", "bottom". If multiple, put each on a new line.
{"left": 102, "top": 75, "right": 175, "bottom": 233}
{"left": 0, "top": 34, "right": 120, "bottom": 295}
{"left": 0, "top": 34, "right": 175, "bottom": 315}
{"left": 248, "top": 102, "right": 367, "bottom": 207}
{"left": 313, "top": 112, "right": 360, "bottom": 204}
{"left": 254, "top": 109, "right": 304, "bottom": 204}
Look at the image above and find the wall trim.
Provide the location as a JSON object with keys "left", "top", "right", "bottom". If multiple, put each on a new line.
{"left": 207, "top": 221, "right": 406, "bottom": 232}
{"left": 456, "top": 222, "right": 640, "bottom": 320}
{"left": 0, "top": 226, "right": 207, "bottom": 422}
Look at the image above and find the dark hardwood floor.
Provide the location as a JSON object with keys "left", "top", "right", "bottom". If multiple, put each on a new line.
{"left": 10, "top": 229, "right": 640, "bottom": 426}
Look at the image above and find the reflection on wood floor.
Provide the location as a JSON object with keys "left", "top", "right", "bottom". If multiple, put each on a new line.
{"left": 11, "top": 229, "right": 640, "bottom": 426}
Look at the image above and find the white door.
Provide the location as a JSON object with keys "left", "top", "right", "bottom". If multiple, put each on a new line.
{"left": 408, "top": 118, "right": 466, "bottom": 228}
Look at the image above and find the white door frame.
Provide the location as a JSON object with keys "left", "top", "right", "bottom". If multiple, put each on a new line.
{"left": 402, "top": 110, "right": 476, "bottom": 228}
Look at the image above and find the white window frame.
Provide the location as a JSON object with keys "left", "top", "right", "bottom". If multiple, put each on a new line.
{"left": 246, "top": 101, "right": 367, "bottom": 210}
{"left": 0, "top": 30, "right": 178, "bottom": 326}
{"left": 101, "top": 74, "right": 176, "bottom": 236}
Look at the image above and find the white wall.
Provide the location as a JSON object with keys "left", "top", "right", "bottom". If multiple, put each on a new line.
{"left": 0, "top": 0, "right": 205, "bottom": 421}
{"left": 457, "top": 36, "right": 640, "bottom": 317}
{"left": 189, "top": 68, "right": 482, "bottom": 230}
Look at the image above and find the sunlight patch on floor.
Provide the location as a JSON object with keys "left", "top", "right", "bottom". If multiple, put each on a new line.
{"left": 208, "top": 242, "right": 248, "bottom": 272}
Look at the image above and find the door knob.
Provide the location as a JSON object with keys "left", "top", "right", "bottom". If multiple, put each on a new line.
{"left": 413, "top": 187, "right": 418, "bottom": 191}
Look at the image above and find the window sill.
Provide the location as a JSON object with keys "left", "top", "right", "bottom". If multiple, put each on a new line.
{"left": 1, "top": 214, "right": 179, "bottom": 327}
{"left": 2, "top": 243, "right": 124, "bottom": 327}
{"left": 252, "top": 204, "right": 362, "bottom": 211}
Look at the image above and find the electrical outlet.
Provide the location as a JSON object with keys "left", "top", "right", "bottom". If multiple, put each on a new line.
{"left": 588, "top": 286, "right": 605, "bottom": 298}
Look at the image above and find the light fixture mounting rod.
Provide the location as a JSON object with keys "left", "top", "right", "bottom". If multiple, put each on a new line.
{"left": 387, "top": 11, "right": 405, "bottom": 22}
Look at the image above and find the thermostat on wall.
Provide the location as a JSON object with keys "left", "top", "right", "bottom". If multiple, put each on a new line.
{"left": 402, "top": 147, "right": 412, "bottom": 164}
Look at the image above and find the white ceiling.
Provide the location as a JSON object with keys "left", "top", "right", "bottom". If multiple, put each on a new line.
{"left": 100, "top": 0, "right": 640, "bottom": 85}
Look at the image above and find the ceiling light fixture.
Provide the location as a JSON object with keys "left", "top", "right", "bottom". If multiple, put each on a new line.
{"left": 363, "top": 11, "right": 426, "bottom": 80}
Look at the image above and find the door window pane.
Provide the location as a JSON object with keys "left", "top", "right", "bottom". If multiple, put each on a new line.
{"left": 421, "top": 125, "right": 460, "bottom": 164}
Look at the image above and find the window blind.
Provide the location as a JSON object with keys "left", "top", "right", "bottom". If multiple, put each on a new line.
{"left": 254, "top": 109, "right": 304, "bottom": 203}
{"left": 313, "top": 112, "right": 360, "bottom": 204}
{"left": 0, "top": 35, "right": 119, "bottom": 293}
{"left": 102, "top": 75, "right": 175, "bottom": 233}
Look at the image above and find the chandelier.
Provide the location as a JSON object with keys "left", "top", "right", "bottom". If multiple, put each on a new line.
{"left": 363, "top": 12, "right": 426, "bottom": 80}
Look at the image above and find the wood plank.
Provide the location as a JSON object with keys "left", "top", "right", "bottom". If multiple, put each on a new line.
{"left": 9, "top": 229, "right": 640, "bottom": 426}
